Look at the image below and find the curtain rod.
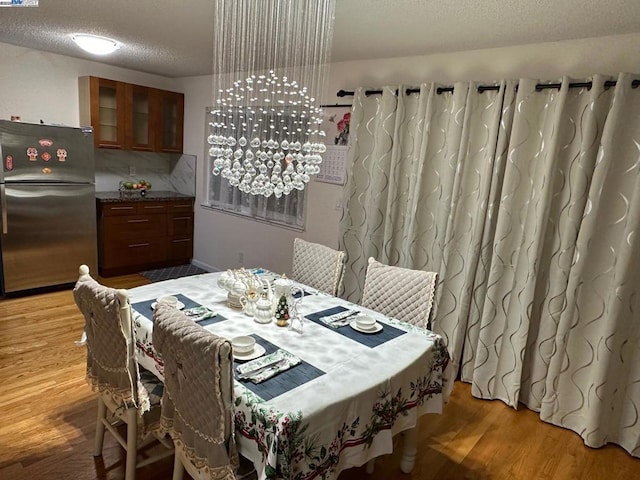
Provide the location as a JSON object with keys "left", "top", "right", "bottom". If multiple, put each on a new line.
{"left": 337, "top": 79, "right": 640, "bottom": 98}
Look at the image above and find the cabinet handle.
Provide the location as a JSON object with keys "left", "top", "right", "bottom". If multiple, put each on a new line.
{"left": 143, "top": 205, "right": 164, "bottom": 209}
{"left": 127, "top": 219, "right": 150, "bottom": 223}
{"left": 128, "top": 242, "right": 151, "bottom": 248}
{"left": 110, "top": 206, "right": 134, "bottom": 210}
{"left": 173, "top": 204, "right": 191, "bottom": 208}
{"left": 172, "top": 239, "right": 191, "bottom": 243}
{"left": 173, "top": 216, "right": 191, "bottom": 221}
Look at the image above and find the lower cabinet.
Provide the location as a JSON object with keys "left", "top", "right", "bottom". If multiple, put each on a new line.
{"left": 97, "top": 198, "right": 194, "bottom": 276}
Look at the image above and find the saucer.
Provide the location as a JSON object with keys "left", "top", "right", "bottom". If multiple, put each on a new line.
{"left": 350, "top": 319, "right": 383, "bottom": 334}
{"left": 151, "top": 301, "right": 185, "bottom": 310}
{"left": 233, "top": 344, "right": 266, "bottom": 361}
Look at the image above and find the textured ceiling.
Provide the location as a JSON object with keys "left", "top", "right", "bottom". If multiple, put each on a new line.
{"left": 0, "top": 0, "right": 638, "bottom": 78}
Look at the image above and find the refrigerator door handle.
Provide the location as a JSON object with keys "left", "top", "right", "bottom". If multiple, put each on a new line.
{"left": 1, "top": 184, "right": 7, "bottom": 234}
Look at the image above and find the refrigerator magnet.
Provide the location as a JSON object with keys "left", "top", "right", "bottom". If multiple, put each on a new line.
{"left": 41, "top": 152, "right": 51, "bottom": 162}
{"left": 39, "top": 139, "right": 53, "bottom": 147}
{"left": 27, "top": 147, "right": 38, "bottom": 161}
{"left": 5, "top": 155, "right": 13, "bottom": 170}
{"left": 56, "top": 148, "right": 67, "bottom": 161}
{"left": 42, "top": 167, "right": 52, "bottom": 175}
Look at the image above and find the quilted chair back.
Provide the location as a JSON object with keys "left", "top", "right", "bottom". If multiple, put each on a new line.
{"left": 73, "top": 265, "right": 150, "bottom": 413}
{"left": 361, "top": 257, "right": 438, "bottom": 329}
{"left": 292, "top": 237, "right": 346, "bottom": 296}
{"left": 153, "top": 304, "right": 238, "bottom": 480}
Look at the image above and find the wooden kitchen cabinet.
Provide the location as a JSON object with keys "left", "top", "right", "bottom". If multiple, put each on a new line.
{"left": 154, "top": 89, "right": 184, "bottom": 153}
{"left": 125, "top": 83, "right": 156, "bottom": 151}
{"left": 79, "top": 76, "right": 126, "bottom": 149}
{"left": 97, "top": 198, "right": 194, "bottom": 276}
{"left": 79, "top": 76, "right": 184, "bottom": 153}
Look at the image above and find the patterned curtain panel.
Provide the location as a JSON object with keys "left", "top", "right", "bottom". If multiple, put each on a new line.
{"left": 339, "top": 73, "right": 640, "bottom": 456}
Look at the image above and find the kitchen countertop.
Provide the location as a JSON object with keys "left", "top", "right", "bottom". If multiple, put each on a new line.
{"left": 95, "top": 191, "right": 195, "bottom": 202}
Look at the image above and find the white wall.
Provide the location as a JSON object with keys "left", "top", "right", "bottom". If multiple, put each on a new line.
{"left": 176, "top": 32, "right": 640, "bottom": 274}
{"left": 1, "top": 34, "right": 639, "bottom": 275}
{"left": 0, "top": 44, "right": 179, "bottom": 126}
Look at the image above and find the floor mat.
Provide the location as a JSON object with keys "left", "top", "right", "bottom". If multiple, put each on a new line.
{"left": 139, "top": 264, "right": 208, "bottom": 282}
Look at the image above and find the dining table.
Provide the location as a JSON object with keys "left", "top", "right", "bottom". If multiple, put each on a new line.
{"left": 128, "top": 269, "right": 453, "bottom": 480}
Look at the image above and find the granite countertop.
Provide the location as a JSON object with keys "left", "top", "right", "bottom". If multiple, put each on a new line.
{"left": 96, "top": 190, "right": 195, "bottom": 202}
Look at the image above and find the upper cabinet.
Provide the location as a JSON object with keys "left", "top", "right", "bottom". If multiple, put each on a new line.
{"left": 79, "top": 76, "right": 184, "bottom": 153}
{"left": 125, "top": 83, "right": 156, "bottom": 151}
{"left": 79, "top": 77, "right": 126, "bottom": 149}
{"left": 155, "top": 89, "right": 184, "bottom": 153}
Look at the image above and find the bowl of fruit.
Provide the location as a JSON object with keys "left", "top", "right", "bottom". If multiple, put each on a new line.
{"left": 119, "top": 179, "right": 152, "bottom": 196}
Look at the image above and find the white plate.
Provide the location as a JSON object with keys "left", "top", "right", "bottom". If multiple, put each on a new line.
{"left": 151, "top": 301, "right": 185, "bottom": 310}
{"left": 350, "top": 319, "right": 383, "bottom": 334}
{"left": 233, "top": 344, "right": 266, "bottom": 361}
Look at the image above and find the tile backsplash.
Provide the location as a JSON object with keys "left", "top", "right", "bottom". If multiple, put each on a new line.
{"left": 94, "top": 149, "right": 196, "bottom": 196}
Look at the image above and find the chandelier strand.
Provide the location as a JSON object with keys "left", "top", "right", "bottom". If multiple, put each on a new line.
{"left": 209, "top": 0, "right": 336, "bottom": 198}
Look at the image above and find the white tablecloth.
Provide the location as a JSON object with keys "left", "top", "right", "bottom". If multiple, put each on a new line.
{"left": 129, "top": 271, "right": 452, "bottom": 480}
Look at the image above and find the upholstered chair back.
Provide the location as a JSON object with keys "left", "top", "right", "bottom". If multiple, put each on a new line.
{"left": 292, "top": 237, "right": 346, "bottom": 296}
{"left": 361, "top": 257, "right": 438, "bottom": 329}
{"left": 73, "top": 267, "right": 150, "bottom": 413}
{"left": 153, "top": 304, "right": 238, "bottom": 479}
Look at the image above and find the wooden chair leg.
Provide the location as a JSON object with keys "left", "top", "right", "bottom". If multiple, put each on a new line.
{"left": 172, "top": 452, "right": 185, "bottom": 480}
{"left": 125, "top": 408, "right": 138, "bottom": 480}
{"left": 93, "top": 397, "right": 107, "bottom": 456}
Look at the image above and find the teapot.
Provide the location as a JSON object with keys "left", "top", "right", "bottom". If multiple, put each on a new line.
{"left": 254, "top": 295, "right": 273, "bottom": 324}
{"left": 217, "top": 270, "right": 234, "bottom": 291}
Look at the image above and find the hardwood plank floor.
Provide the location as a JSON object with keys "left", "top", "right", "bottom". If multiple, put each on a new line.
{"left": 1, "top": 273, "right": 639, "bottom": 479}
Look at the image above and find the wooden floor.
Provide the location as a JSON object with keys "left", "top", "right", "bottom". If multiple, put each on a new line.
{"left": 1, "top": 273, "right": 639, "bottom": 480}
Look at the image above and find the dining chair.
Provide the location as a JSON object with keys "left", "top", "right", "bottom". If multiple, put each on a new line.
{"left": 73, "top": 264, "right": 173, "bottom": 480}
{"left": 292, "top": 237, "right": 347, "bottom": 296}
{"left": 152, "top": 303, "right": 241, "bottom": 480}
{"left": 360, "top": 257, "right": 438, "bottom": 329}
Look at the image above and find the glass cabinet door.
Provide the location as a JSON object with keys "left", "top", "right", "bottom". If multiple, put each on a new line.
{"left": 126, "top": 84, "right": 155, "bottom": 151}
{"left": 93, "top": 78, "right": 125, "bottom": 148}
{"left": 156, "top": 90, "right": 184, "bottom": 153}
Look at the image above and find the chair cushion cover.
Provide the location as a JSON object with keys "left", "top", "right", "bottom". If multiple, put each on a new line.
{"left": 153, "top": 304, "right": 238, "bottom": 479}
{"left": 361, "top": 257, "right": 438, "bottom": 329}
{"left": 73, "top": 274, "right": 151, "bottom": 414}
{"left": 292, "top": 237, "right": 346, "bottom": 296}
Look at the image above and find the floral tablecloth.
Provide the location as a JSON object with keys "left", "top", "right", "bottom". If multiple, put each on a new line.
{"left": 129, "top": 271, "right": 452, "bottom": 480}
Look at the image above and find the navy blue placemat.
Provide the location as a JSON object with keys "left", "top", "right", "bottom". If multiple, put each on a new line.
{"left": 132, "top": 294, "right": 227, "bottom": 326}
{"left": 305, "top": 306, "right": 407, "bottom": 348}
{"left": 234, "top": 335, "right": 325, "bottom": 401}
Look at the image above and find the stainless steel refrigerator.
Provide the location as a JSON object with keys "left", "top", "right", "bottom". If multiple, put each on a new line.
{"left": 0, "top": 120, "right": 97, "bottom": 295}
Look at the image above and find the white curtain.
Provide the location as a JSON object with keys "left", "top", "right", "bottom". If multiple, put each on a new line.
{"left": 338, "top": 73, "right": 640, "bottom": 456}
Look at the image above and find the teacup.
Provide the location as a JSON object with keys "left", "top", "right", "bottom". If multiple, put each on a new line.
{"left": 231, "top": 335, "right": 256, "bottom": 355}
{"left": 355, "top": 314, "right": 376, "bottom": 330}
{"left": 157, "top": 295, "right": 178, "bottom": 307}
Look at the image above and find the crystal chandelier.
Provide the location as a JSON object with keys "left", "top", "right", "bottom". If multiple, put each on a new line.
{"left": 208, "top": 0, "right": 336, "bottom": 198}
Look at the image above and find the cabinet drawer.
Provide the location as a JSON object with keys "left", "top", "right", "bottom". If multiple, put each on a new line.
{"left": 137, "top": 201, "right": 168, "bottom": 214}
{"left": 103, "top": 214, "right": 166, "bottom": 239}
{"left": 101, "top": 202, "right": 137, "bottom": 216}
{"left": 167, "top": 237, "right": 193, "bottom": 261}
{"left": 167, "top": 200, "right": 194, "bottom": 212}
{"left": 167, "top": 213, "right": 193, "bottom": 236}
{"left": 102, "top": 237, "right": 166, "bottom": 268}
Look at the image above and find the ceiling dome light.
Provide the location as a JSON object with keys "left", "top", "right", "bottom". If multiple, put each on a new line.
{"left": 72, "top": 34, "right": 119, "bottom": 55}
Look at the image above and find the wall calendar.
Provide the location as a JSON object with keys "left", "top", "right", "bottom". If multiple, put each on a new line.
{"left": 317, "top": 145, "right": 348, "bottom": 185}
